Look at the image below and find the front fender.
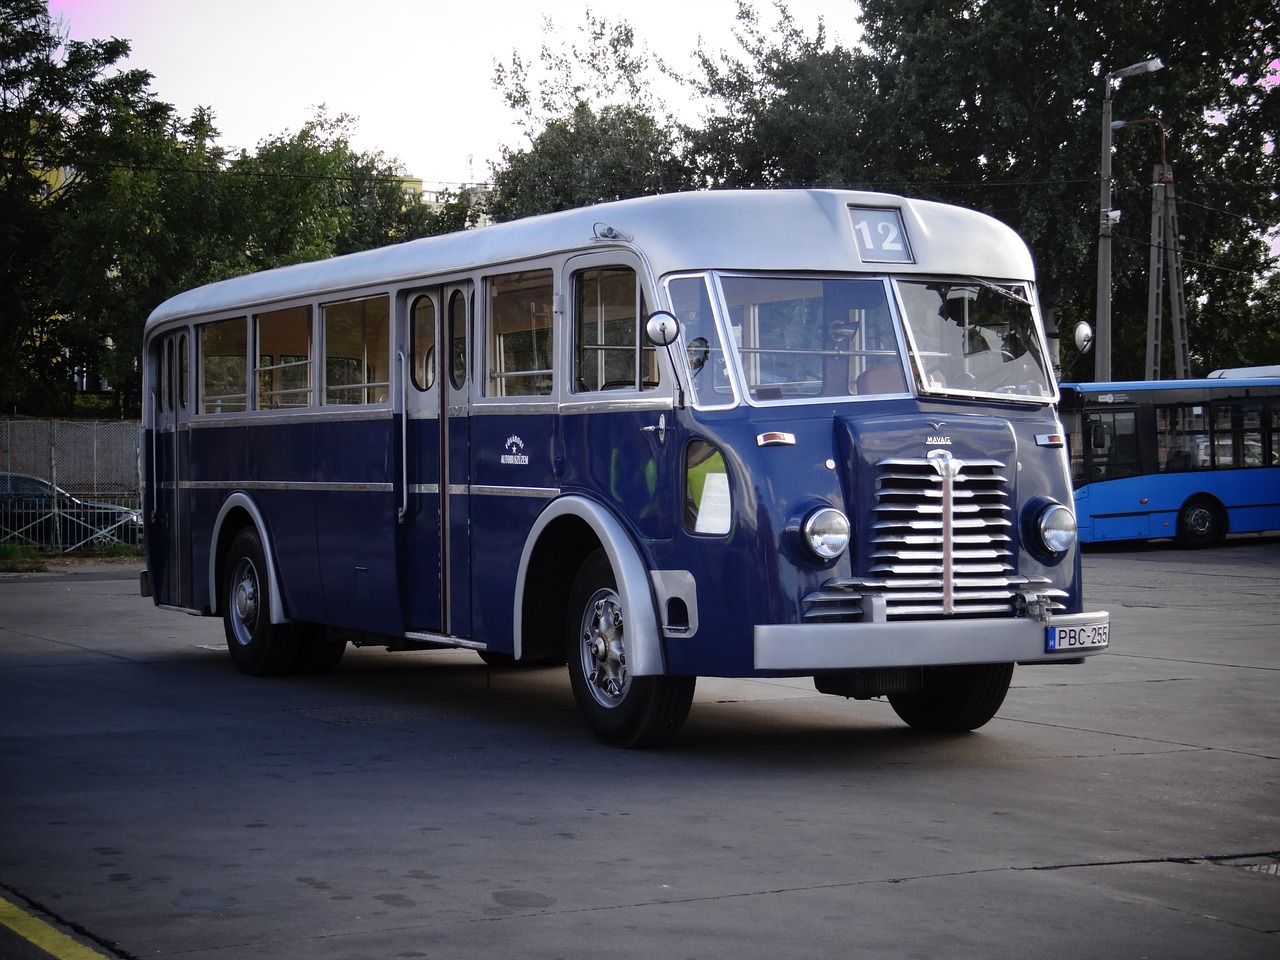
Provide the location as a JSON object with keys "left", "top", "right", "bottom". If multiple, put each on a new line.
{"left": 514, "top": 495, "right": 665, "bottom": 676}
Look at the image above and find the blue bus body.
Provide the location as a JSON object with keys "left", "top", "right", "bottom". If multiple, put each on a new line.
{"left": 1059, "top": 379, "right": 1280, "bottom": 546}
{"left": 143, "top": 190, "right": 1108, "bottom": 746}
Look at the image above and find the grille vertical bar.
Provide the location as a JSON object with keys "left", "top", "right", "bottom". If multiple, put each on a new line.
{"left": 868, "top": 454, "right": 1015, "bottom": 617}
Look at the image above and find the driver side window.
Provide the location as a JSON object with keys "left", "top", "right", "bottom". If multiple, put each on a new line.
{"left": 573, "top": 265, "right": 656, "bottom": 393}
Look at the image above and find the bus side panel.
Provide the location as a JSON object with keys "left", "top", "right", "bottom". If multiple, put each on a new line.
{"left": 559, "top": 408, "right": 677, "bottom": 543}
{"left": 313, "top": 417, "right": 402, "bottom": 636}
{"left": 248, "top": 421, "right": 327, "bottom": 623}
{"left": 1080, "top": 469, "right": 1280, "bottom": 543}
{"left": 188, "top": 421, "right": 328, "bottom": 622}
{"left": 466, "top": 411, "right": 560, "bottom": 650}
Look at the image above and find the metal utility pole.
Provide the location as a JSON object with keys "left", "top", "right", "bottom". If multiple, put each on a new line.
{"left": 1094, "top": 57, "right": 1164, "bottom": 382}
{"left": 1144, "top": 159, "right": 1191, "bottom": 379}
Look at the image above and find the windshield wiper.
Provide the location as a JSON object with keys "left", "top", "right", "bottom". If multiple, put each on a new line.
{"left": 958, "top": 277, "right": 1032, "bottom": 306}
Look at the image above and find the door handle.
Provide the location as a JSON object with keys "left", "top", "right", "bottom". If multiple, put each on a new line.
{"left": 640, "top": 413, "right": 666, "bottom": 444}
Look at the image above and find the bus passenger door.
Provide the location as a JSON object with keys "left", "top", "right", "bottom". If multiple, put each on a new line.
{"left": 401, "top": 284, "right": 472, "bottom": 637}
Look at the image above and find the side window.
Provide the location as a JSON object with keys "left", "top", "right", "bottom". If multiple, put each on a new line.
{"left": 1157, "top": 404, "right": 1207, "bottom": 471}
{"left": 410, "top": 295, "right": 436, "bottom": 391}
{"left": 324, "top": 295, "right": 390, "bottom": 405}
{"left": 486, "top": 269, "right": 554, "bottom": 397}
{"left": 178, "top": 333, "right": 190, "bottom": 410}
{"left": 197, "top": 317, "right": 248, "bottom": 414}
{"left": 256, "top": 305, "right": 312, "bottom": 409}
{"left": 685, "top": 439, "right": 731, "bottom": 535}
{"left": 449, "top": 289, "right": 468, "bottom": 390}
{"left": 573, "top": 265, "right": 656, "bottom": 392}
{"left": 1240, "top": 403, "right": 1263, "bottom": 467}
{"left": 1087, "top": 410, "right": 1139, "bottom": 479}
{"left": 160, "top": 337, "right": 173, "bottom": 412}
{"left": 1268, "top": 403, "right": 1280, "bottom": 467}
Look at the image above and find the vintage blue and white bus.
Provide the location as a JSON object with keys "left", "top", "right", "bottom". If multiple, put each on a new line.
{"left": 142, "top": 189, "right": 1108, "bottom": 747}
{"left": 1060, "top": 377, "right": 1280, "bottom": 546}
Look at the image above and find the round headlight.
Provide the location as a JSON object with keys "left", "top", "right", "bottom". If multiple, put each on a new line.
{"left": 803, "top": 507, "right": 851, "bottom": 560}
{"left": 1038, "top": 502, "right": 1077, "bottom": 554}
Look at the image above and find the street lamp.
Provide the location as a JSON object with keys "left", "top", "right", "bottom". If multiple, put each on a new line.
{"left": 1094, "top": 56, "right": 1165, "bottom": 382}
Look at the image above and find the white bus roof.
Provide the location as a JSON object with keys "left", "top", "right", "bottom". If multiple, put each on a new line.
{"left": 1207, "top": 365, "right": 1280, "bottom": 378}
{"left": 145, "top": 189, "right": 1036, "bottom": 332}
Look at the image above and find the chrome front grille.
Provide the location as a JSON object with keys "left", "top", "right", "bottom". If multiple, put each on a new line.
{"left": 802, "top": 452, "right": 1067, "bottom": 621}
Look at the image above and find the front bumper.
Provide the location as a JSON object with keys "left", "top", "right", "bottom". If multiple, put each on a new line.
{"left": 754, "top": 610, "right": 1109, "bottom": 671}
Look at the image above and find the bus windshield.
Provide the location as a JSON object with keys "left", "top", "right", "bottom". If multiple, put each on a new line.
{"left": 714, "top": 275, "right": 907, "bottom": 402}
{"left": 896, "top": 279, "right": 1053, "bottom": 401}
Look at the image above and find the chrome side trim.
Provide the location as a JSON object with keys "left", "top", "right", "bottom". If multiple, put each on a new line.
{"left": 185, "top": 480, "right": 394, "bottom": 493}
{"left": 470, "top": 485, "right": 559, "bottom": 499}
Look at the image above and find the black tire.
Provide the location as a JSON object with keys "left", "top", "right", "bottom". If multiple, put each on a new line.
{"left": 1175, "top": 496, "right": 1224, "bottom": 548}
{"left": 222, "top": 528, "right": 302, "bottom": 676}
{"left": 888, "top": 663, "right": 1014, "bottom": 732}
{"left": 292, "top": 630, "right": 347, "bottom": 674}
{"left": 566, "top": 549, "right": 695, "bottom": 748}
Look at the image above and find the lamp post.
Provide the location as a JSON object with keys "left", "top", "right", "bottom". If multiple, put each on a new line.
{"left": 1094, "top": 56, "right": 1164, "bottom": 382}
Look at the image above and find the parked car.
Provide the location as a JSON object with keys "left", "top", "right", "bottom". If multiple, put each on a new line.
{"left": 0, "top": 473, "right": 143, "bottom": 549}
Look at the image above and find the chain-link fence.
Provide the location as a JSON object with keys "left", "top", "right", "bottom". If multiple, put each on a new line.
{"left": 0, "top": 418, "right": 144, "bottom": 552}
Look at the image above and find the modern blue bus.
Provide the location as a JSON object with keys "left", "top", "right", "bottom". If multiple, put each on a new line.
{"left": 142, "top": 189, "right": 1108, "bottom": 747}
{"left": 1059, "top": 378, "right": 1280, "bottom": 546}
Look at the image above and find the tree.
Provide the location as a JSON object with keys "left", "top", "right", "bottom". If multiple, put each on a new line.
{"left": 682, "top": 1, "right": 874, "bottom": 188}
{"left": 682, "top": 0, "right": 1280, "bottom": 377}
{"left": 2, "top": 0, "right": 464, "bottom": 418}
{"left": 486, "top": 10, "right": 693, "bottom": 220}
{"left": 1, "top": 0, "right": 172, "bottom": 414}
{"left": 488, "top": 102, "right": 691, "bottom": 221}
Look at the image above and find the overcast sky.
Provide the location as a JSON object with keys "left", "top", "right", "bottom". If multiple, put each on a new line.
{"left": 49, "top": 0, "right": 860, "bottom": 188}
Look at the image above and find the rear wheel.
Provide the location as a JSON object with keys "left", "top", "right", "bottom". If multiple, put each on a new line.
{"left": 222, "top": 528, "right": 302, "bottom": 676}
{"left": 1175, "top": 496, "right": 1224, "bottom": 548}
{"left": 566, "top": 549, "right": 695, "bottom": 748}
{"left": 888, "top": 663, "right": 1014, "bottom": 732}
{"left": 292, "top": 630, "right": 347, "bottom": 674}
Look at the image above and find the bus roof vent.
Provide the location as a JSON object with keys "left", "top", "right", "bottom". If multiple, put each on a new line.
{"left": 593, "top": 222, "right": 632, "bottom": 242}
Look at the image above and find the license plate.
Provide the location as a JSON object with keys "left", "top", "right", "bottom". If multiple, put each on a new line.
{"left": 1046, "top": 621, "right": 1109, "bottom": 653}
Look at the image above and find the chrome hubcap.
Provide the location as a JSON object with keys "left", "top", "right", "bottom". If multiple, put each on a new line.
{"left": 230, "top": 558, "right": 259, "bottom": 646}
{"left": 580, "top": 589, "right": 628, "bottom": 708}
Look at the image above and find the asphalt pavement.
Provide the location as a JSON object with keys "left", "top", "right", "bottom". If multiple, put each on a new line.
{"left": 1, "top": 538, "right": 1277, "bottom": 959}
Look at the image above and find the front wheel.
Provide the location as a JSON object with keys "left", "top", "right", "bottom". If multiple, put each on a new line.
{"left": 566, "top": 550, "right": 695, "bottom": 748}
{"left": 888, "top": 663, "right": 1014, "bottom": 732}
{"left": 222, "top": 528, "right": 302, "bottom": 676}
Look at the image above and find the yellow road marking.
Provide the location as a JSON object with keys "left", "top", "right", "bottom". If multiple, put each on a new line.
{"left": 0, "top": 893, "right": 113, "bottom": 960}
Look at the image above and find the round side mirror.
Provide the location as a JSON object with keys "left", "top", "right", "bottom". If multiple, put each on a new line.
{"left": 1074, "top": 322, "right": 1094, "bottom": 354}
{"left": 645, "top": 311, "right": 680, "bottom": 347}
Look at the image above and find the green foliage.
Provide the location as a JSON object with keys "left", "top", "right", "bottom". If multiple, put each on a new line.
{"left": 491, "top": 0, "right": 1279, "bottom": 378}
{"left": 0, "top": 543, "right": 44, "bottom": 573}
{"left": 5, "top": 0, "right": 1276, "bottom": 415}
{"left": 488, "top": 102, "right": 692, "bottom": 221}
{"left": 2, "top": 5, "right": 469, "bottom": 418}
{"left": 487, "top": 10, "right": 692, "bottom": 220}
